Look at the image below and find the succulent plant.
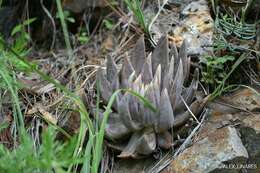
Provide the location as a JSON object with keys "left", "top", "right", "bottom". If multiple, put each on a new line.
{"left": 96, "top": 36, "right": 208, "bottom": 158}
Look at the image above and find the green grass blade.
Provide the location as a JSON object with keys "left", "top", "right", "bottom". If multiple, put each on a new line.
{"left": 55, "top": 0, "right": 73, "bottom": 60}
{"left": 0, "top": 38, "right": 94, "bottom": 172}
{"left": 0, "top": 63, "right": 24, "bottom": 134}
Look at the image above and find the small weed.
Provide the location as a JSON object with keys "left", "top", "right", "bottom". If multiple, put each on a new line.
{"left": 0, "top": 127, "right": 82, "bottom": 173}
{"left": 77, "top": 29, "right": 90, "bottom": 44}
{"left": 103, "top": 19, "right": 114, "bottom": 30}
{"left": 78, "top": 32, "right": 89, "bottom": 44}
{"left": 0, "top": 18, "right": 36, "bottom": 136}
{"left": 56, "top": 10, "right": 75, "bottom": 24}
{"left": 210, "top": 53, "right": 248, "bottom": 100}
{"left": 200, "top": 54, "right": 235, "bottom": 87}
{"left": 7, "top": 18, "right": 36, "bottom": 72}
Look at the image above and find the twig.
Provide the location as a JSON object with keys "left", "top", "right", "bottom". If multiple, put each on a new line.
{"left": 40, "top": 0, "right": 56, "bottom": 50}
{"left": 148, "top": 0, "right": 169, "bottom": 31}
{"left": 173, "top": 109, "right": 208, "bottom": 157}
{"left": 181, "top": 96, "right": 200, "bottom": 124}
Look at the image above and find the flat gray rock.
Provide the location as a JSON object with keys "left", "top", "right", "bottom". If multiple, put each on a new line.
{"left": 163, "top": 126, "right": 248, "bottom": 173}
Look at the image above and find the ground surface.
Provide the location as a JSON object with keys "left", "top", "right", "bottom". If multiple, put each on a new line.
{"left": 0, "top": 0, "right": 259, "bottom": 173}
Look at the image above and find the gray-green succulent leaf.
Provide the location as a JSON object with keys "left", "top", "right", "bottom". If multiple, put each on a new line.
{"left": 96, "top": 35, "right": 207, "bottom": 158}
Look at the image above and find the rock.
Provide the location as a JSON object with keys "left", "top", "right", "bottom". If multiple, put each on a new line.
{"left": 145, "top": 0, "right": 180, "bottom": 41}
{"left": 148, "top": 0, "right": 214, "bottom": 55}
{"left": 207, "top": 88, "right": 260, "bottom": 113}
{"left": 162, "top": 127, "right": 248, "bottom": 173}
{"left": 242, "top": 114, "right": 260, "bottom": 133}
{"left": 162, "top": 88, "right": 260, "bottom": 173}
{"left": 239, "top": 127, "right": 260, "bottom": 173}
{"left": 205, "top": 112, "right": 260, "bottom": 173}
{"left": 227, "top": 88, "right": 260, "bottom": 112}
{"left": 170, "top": 0, "right": 214, "bottom": 55}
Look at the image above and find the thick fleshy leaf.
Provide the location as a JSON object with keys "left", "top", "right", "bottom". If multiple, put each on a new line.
{"left": 141, "top": 65, "right": 161, "bottom": 125}
{"left": 155, "top": 88, "right": 174, "bottom": 132}
{"left": 151, "top": 64, "right": 161, "bottom": 99}
{"left": 170, "top": 42, "right": 178, "bottom": 61}
{"left": 163, "top": 53, "right": 175, "bottom": 90}
{"left": 186, "top": 56, "right": 191, "bottom": 81}
{"left": 157, "top": 131, "right": 173, "bottom": 149}
{"left": 128, "top": 71, "right": 136, "bottom": 86}
{"left": 111, "top": 73, "right": 119, "bottom": 91}
{"left": 131, "top": 75, "right": 142, "bottom": 93}
{"left": 97, "top": 69, "right": 113, "bottom": 104}
{"left": 173, "top": 95, "right": 210, "bottom": 128}
{"left": 170, "top": 59, "right": 184, "bottom": 109}
{"left": 106, "top": 142, "right": 128, "bottom": 152}
{"left": 128, "top": 95, "right": 142, "bottom": 123}
{"left": 106, "top": 55, "right": 117, "bottom": 83}
{"left": 173, "top": 52, "right": 181, "bottom": 78}
{"left": 118, "top": 130, "right": 156, "bottom": 158}
{"left": 102, "top": 112, "right": 131, "bottom": 140}
{"left": 178, "top": 40, "right": 189, "bottom": 81}
{"left": 121, "top": 57, "right": 134, "bottom": 88}
{"left": 117, "top": 132, "right": 140, "bottom": 158}
{"left": 151, "top": 36, "right": 169, "bottom": 76}
{"left": 118, "top": 94, "right": 142, "bottom": 131}
{"left": 135, "top": 131, "right": 156, "bottom": 155}
{"left": 138, "top": 81, "right": 146, "bottom": 97}
{"left": 174, "top": 68, "right": 199, "bottom": 113}
{"left": 110, "top": 76, "right": 121, "bottom": 109}
{"left": 140, "top": 108, "right": 153, "bottom": 128}
{"left": 141, "top": 55, "right": 153, "bottom": 84}
{"left": 130, "top": 36, "right": 146, "bottom": 75}
{"left": 142, "top": 85, "right": 158, "bottom": 126}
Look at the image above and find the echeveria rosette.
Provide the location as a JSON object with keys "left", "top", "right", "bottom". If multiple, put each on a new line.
{"left": 96, "top": 36, "right": 207, "bottom": 158}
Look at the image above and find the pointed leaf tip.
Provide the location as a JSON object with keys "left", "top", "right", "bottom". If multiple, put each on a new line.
{"left": 106, "top": 55, "right": 117, "bottom": 83}
{"left": 131, "top": 36, "right": 146, "bottom": 75}
{"left": 152, "top": 36, "right": 169, "bottom": 75}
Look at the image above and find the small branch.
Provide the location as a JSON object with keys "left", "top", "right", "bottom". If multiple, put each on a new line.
{"left": 40, "top": 0, "right": 56, "bottom": 50}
